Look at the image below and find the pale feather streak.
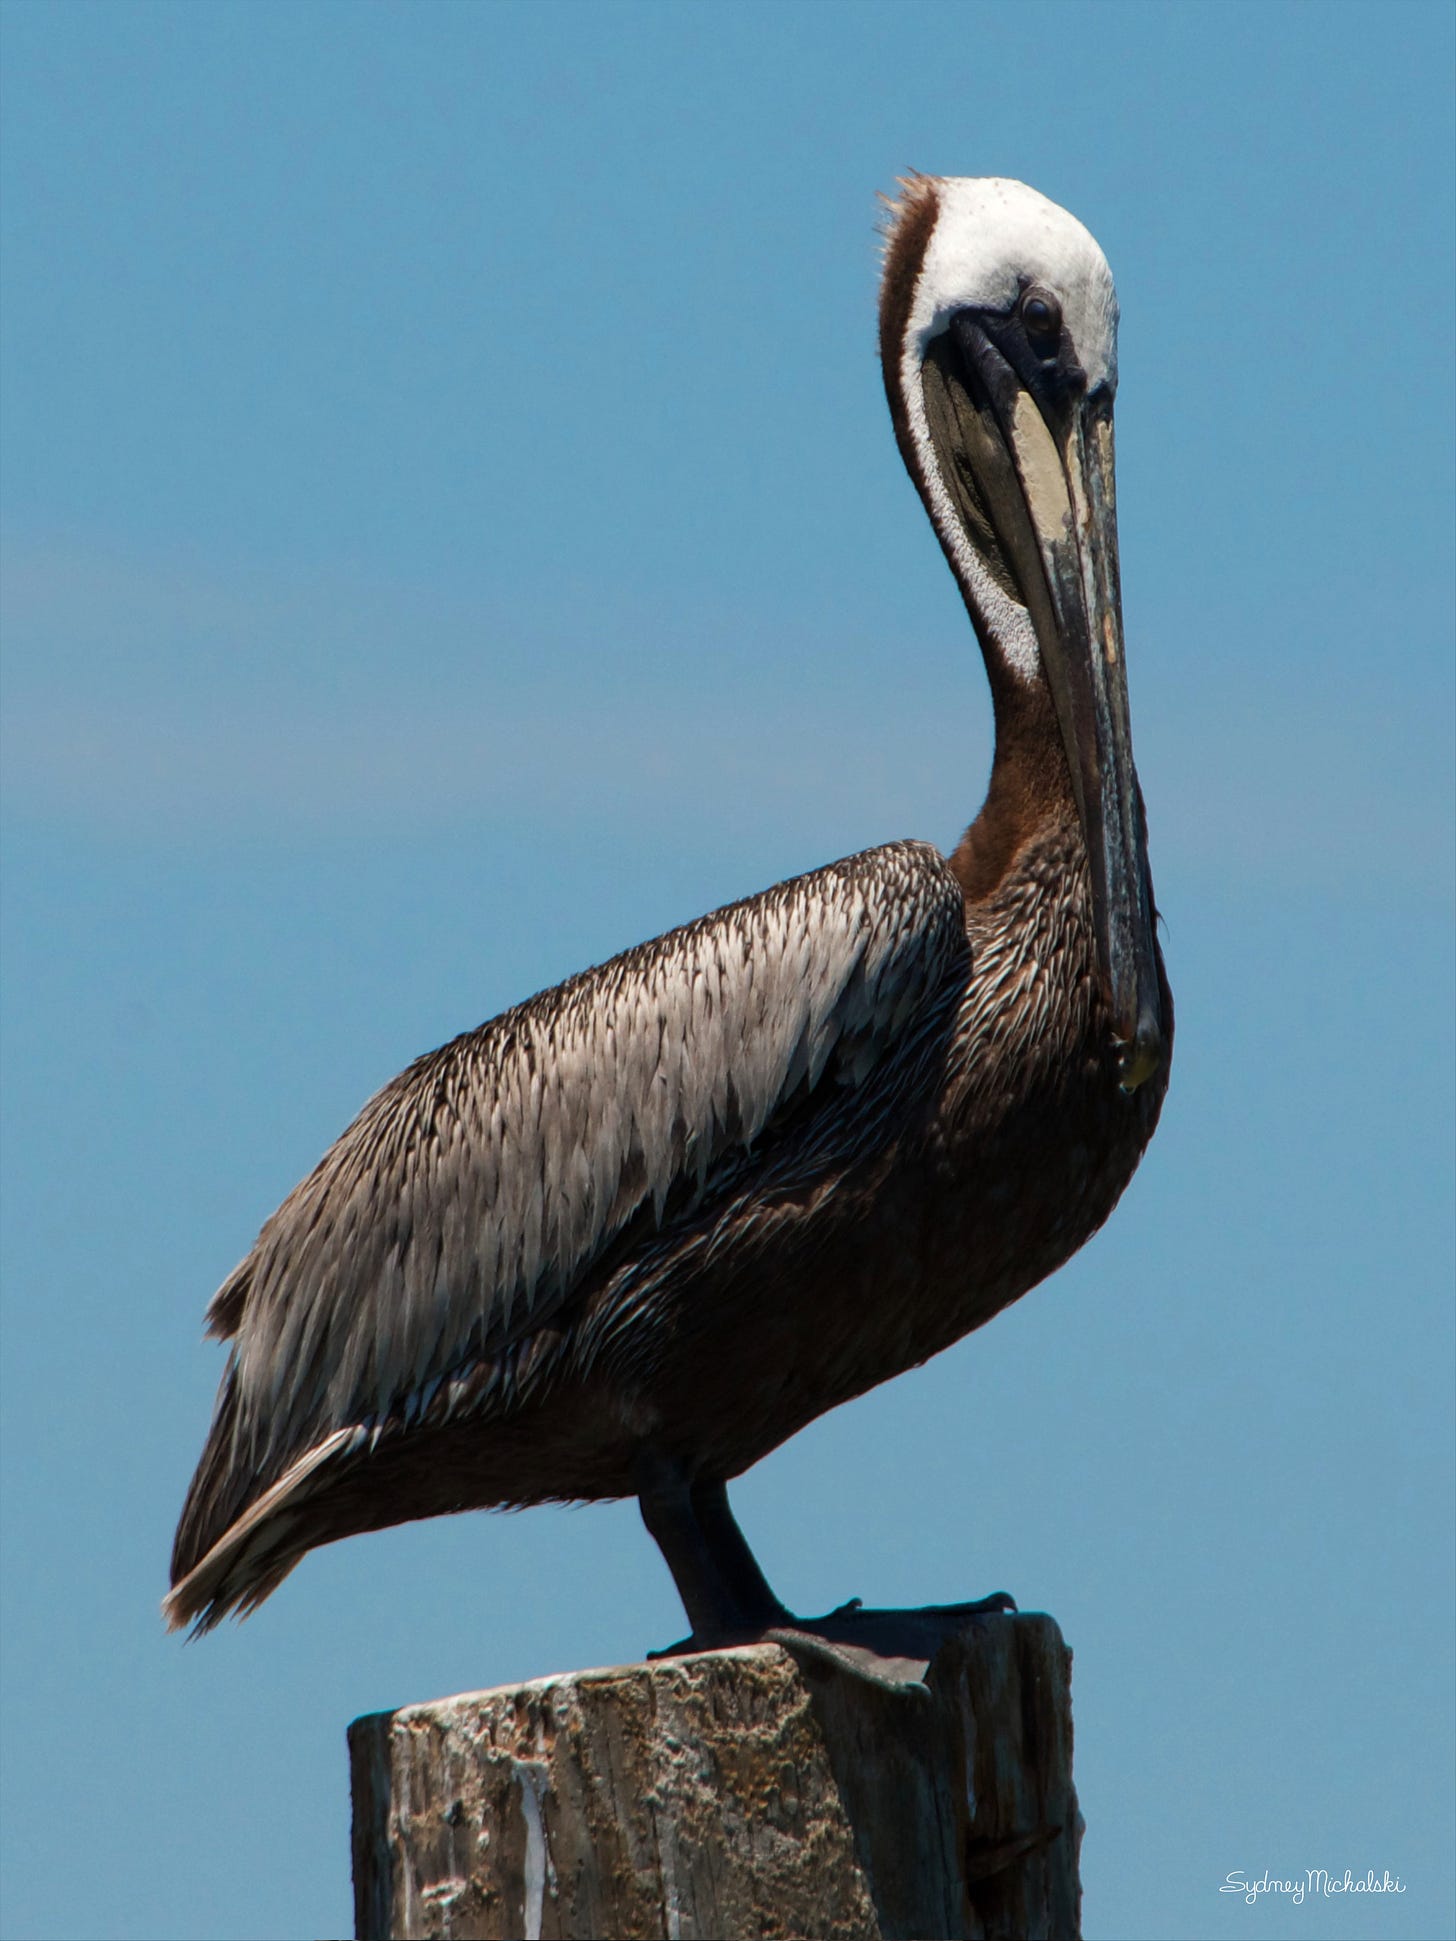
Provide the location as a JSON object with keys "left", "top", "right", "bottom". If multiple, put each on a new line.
{"left": 203, "top": 842, "right": 968, "bottom": 1485}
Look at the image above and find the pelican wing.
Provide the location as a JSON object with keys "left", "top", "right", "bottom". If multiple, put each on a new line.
{"left": 204, "top": 840, "right": 966, "bottom": 1479}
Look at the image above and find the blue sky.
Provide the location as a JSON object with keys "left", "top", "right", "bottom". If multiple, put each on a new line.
{"left": 1, "top": 4, "right": 1452, "bottom": 1938}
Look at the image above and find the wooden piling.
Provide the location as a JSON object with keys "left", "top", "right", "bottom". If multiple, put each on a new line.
{"left": 350, "top": 1611, "right": 1081, "bottom": 1940}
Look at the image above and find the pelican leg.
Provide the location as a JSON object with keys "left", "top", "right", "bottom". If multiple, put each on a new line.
{"left": 638, "top": 1454, "right": 1016, "bottom": 1695}
{"left": 687, "top": 1479, "right": 790, "bottom": 1628}
{"left": 637, "top": 1460, "right": 788, "bottom": 1638}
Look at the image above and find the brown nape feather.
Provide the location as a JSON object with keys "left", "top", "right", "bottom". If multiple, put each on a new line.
{"left": 877, "top": 174, "right": 939, "bottom": 364}
{"left": 877, "top": 175, "right": 940, "bottom": 499}
{"left": 950, "top": 655, "right": 1082, "bottom": 904}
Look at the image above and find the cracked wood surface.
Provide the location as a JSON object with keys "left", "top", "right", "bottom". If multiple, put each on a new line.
{"left": 349, "top": 1612, "right": 1080, "bottom": 1940}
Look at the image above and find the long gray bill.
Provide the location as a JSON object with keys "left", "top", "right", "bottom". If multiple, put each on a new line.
{"left": 923, "top": 317, "right": 1164, "bottom": 1090}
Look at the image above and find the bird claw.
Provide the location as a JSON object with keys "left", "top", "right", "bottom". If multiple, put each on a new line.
{"left": 919, "top": 1590, "right": 1018, "bottom": 1616}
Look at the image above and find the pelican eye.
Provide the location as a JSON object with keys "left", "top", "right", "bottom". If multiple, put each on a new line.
{"left": 1020, "top": 288, "right": 1063, "bottom": 350}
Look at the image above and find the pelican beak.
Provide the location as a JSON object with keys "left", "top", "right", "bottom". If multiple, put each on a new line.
{"left": 923, "top": 313, "right": 1165, "bottom": 1090}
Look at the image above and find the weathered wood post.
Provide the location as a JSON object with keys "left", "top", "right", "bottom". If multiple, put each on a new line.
{"left": 349, "top": 1610, "right": 1080, "bottom": 1940}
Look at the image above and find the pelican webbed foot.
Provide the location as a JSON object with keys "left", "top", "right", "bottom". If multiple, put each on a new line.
{"left": 637, "top": 1462, "right": 1016, "bottom": 1693}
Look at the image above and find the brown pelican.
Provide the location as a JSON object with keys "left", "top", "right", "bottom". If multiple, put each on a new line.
{"left": 166, "top": 177, "right": 1170, "bottom": 1668}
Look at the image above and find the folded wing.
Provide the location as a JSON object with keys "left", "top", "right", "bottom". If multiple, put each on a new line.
{"left": 174, "top": 840, "right": 968, "bottom": 1591}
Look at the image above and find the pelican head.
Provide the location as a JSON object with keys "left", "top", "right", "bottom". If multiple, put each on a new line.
{"left": 881, "top": 175, "right": 1164, "bottom": 1092}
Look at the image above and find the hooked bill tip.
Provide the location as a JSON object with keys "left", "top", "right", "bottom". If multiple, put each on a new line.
{"left": 1117, "top": 1015, "right": 1164, "bottom": 1094}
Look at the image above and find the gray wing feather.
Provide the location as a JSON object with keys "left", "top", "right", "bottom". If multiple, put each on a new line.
{"left": 212, "top": 841, "right": 966, "bottom": 1472}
